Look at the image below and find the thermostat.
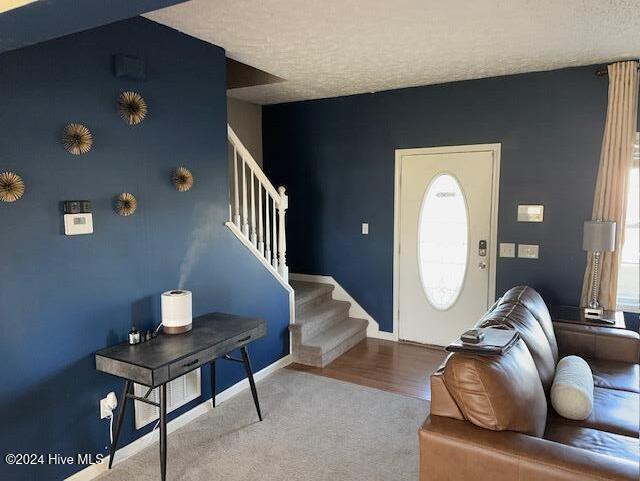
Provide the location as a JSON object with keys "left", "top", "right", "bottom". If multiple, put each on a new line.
{"left": 64, "top": 213, "right": 93, "bottom": 235}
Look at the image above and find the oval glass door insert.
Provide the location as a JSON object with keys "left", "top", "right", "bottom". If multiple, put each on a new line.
{"left": 418, "top": 173, "right": 469, "bottom": 310}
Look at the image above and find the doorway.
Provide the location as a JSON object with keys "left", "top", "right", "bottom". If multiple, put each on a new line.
{"left": 394, "top": 144, "right": 500, "bottom": 346}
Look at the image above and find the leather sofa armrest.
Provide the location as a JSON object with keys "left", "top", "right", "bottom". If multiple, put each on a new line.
{"left": 553, "top": 321, "right": 640, "bottom": 363}
{"left": 420, "top": 415, "right": 639, "bottom": 481}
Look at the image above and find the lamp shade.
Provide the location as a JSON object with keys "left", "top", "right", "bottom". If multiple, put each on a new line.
{"left": 582, "top": 220, "right": 616, "bottom": 252}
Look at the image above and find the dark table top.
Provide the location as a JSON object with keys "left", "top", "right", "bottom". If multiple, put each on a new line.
{"left": 96, "top": 312, "right": 266, "bottom": 370}
{"left": 549, "top": 305, "right": 626, "bottom": 329}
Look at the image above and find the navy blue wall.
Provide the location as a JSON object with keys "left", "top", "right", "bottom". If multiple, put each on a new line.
{"left": 264, "top": 67, "right": 626, "bottom": 333}
{"left": 0, "top": 17, "right": 289, "bottom": 480}
{"left": 0, "top": 0, "right": 188, "bottom": 53}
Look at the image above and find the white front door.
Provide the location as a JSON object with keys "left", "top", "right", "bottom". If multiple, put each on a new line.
{"left": 396, "top": 145, "right": 500, "bottom": 347}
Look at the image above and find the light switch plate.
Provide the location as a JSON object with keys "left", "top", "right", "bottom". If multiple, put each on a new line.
{"left": 518, "top": 244, "right": 539, "bottom": 259}
{"left": 517, "top": 205, "right": 544, "bottom": 222}
{"left": 499, "top": 242, "right": 516, "bottom": 258}
{"left": 361, "top": 223, "right": 369, "bottom": 235}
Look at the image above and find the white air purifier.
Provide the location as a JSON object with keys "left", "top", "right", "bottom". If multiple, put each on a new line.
{"left": 161, "top": 290, "right": 193, "bottom": 334}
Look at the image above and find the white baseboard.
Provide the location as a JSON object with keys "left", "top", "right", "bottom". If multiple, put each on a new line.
{"left": 66, "top": 354, "right": 292, "bottom": 481}
{"left": 289, "top": 273, "right": 398, "bottom": 341}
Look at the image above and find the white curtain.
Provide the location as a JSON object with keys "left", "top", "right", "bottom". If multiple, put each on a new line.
{"left": 581, "top": 60, "right": 639, "bottom": 309}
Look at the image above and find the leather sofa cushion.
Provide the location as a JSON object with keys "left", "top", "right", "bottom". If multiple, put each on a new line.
{"left": 587, "top": 359, "right": 640, "bottom": 393}
{"left": 554, "top": 321, "right": 640, "bottom": 364}
{"left": 500, "top": 286, "right": 559, "bottom": 363}
{"left": 421, "top": 414, "right": 640, "bottom": 481}
{"left": 442, "top": 339, "right": 547, "bottom": 437}
{"left": 480, "top": 302, "right": 557, "bottom": 392}
{"left": 549, "top": 387, "right": 639, "bottom": 437}
{"left": 544, "top": 422, "right": 639, "bottom": 464}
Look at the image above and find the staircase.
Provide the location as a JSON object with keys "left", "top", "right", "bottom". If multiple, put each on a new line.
{"left": 226, "top": 126, "right": 368, "bottom": 368}
{"left": 290, "top": 280, "right": 368, "bottom": 367}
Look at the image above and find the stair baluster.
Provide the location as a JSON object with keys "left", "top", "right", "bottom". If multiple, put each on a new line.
{"left": 265, "top": 192, "right": 271, "bottom": 263}
{"left": 278, "top": 186, "right": 288, "bottom": 282}
{"left": 226, "top": 124, "right": 288, "bottom": 284}
{"left": 241, "top": 157, "right": 250, "bottom": 238}
{"left": 232, "top": 146, "right": 240, "bottom": 228}
{"left": 257, "top": 183, "right": 264, "bottom": 255}
{"left": 250, "top": 170, "right": 257, "bottom": 246}
{"left": 272, "top": 198, "right": 278, "bottom": 269}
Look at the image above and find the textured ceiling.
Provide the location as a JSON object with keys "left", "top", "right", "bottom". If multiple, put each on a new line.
{"left": 146, "top": 0, "right": 640, "bottom": 105}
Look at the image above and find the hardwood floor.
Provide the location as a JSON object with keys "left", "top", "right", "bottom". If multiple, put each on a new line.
{"left": 288, "top": 338, "right": 447, "bottom": 401}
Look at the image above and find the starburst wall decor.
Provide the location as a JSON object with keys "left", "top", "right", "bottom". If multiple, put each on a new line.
{"left": 115, "top": 192, "right": 137, "bottom": 216}
{"left": 62, "top": 123, "right": 93, "bottom": 155}
{"left": 171, "top": 166, "right": 194, "bottom": 192}
{"left": 117, "top": 91, "right": 147, "bottom": 125}
{"left": 0, "top": 171, "right": 25, "bottom": 202}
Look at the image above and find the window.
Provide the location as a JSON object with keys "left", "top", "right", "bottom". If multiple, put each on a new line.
{"left": 617, "top": 132, "right": 640, "bottom": 312}
{"left": 418, "top": 173, "right": 468, "bottom": 310}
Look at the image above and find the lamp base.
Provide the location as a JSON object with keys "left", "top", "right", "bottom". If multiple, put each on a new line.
{"left": 584, "top": 306, "right": 604, "bottom": 319}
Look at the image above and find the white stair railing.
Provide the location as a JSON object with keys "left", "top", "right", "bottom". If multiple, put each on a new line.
{"left": 227, "top": 124, "right": 288, "bottom": 283}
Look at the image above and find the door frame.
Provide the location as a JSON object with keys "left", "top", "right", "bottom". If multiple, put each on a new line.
{"left": 393, "top": 143, "right": 501, "bottom": 341}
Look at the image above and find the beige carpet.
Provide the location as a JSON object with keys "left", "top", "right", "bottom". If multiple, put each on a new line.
{"left": 98, "top": 367, "right": 429, "bottom": 481}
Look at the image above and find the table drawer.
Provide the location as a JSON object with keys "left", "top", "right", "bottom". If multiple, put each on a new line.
{"left": 167, "top": 326, "right": 265, "bottom": 380}
{"left": 168, "top": 352, "right": 205, "bottom": 379}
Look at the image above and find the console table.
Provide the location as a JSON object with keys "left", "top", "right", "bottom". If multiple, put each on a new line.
{"left": 95, "top": 312, "right": 266, "bottom": 481}
{"left": 550, "top": 305, "right": 626, "bottom": 329}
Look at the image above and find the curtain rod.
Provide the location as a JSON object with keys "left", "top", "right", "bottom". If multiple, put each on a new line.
{"left": 595, "top": 63, "right": 640, "bottom": 77}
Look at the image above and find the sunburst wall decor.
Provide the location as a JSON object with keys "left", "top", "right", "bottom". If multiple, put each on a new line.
{"left": 118, "top": 91, "right": 147, "bottom": 125}
{"left": 115, "top": 192, "right": 137, "bottom": 216}
{"left": 0, "top": 171, "right": 25, "bottom": 203}
{"left": 62, "top": 123, "right": 93, "bottom": 155}
{"left": 171, "top": 166, "right": 194, "bottom": 192}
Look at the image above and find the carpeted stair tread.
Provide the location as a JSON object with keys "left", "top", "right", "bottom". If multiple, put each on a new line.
{"left": 291, "top": 280, "right": 334, "bottom": 309}
{"left": 303, "top": 317, "right": 368, "bottom": 354}
{"left": 292, "top": 299, "right": 350, "bottom": 327}
{"left": 290, "top": 279, "right": 368, "bottom": 367}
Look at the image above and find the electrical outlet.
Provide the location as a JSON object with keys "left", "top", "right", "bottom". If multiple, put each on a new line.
{"left": 100, "top": 392, "right": 117, "bottom": 419}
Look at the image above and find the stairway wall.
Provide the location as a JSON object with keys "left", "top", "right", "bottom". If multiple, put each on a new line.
{"left": 0, "top": 17, "right": 289, "bottom": 480}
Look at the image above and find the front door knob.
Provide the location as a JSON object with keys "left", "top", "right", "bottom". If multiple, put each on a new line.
{"left": 478, "top": 261, "right": 487, "bottom": 269}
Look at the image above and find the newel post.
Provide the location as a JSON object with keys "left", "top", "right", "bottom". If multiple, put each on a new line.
{"left": 277, "top": 186, "right": 288, "bottom": 282}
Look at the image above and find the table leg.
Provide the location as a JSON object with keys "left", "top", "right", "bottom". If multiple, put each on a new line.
{"left": 210, "top": 359, "right": 216, "bottom": 407}
{"left": 159, "top": 384, "right": 167, "bottom": 481}
{"left": 240, "top": 346, "right": 262, "bottom": 421}
{"left": 108, "top": 380, "right": 132, "bottom": 469}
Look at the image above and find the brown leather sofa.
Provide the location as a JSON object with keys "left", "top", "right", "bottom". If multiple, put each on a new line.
{"left": 419, "top": 286, "right": 640, "bottom": 481}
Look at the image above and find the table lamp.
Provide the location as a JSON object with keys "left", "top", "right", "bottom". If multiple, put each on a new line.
{"left": 582, "top": 220, "right": 616, "bottom": 319}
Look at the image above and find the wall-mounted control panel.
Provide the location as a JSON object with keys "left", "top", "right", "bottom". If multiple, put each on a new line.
{"left": 64, "top": 213, "right": 93, "bottom": 235}
{"left": 63, "top": 200, "right": 93, "bottom": 235}
{"left": 518, "top": 244, "right": 539, "bottom": 259}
